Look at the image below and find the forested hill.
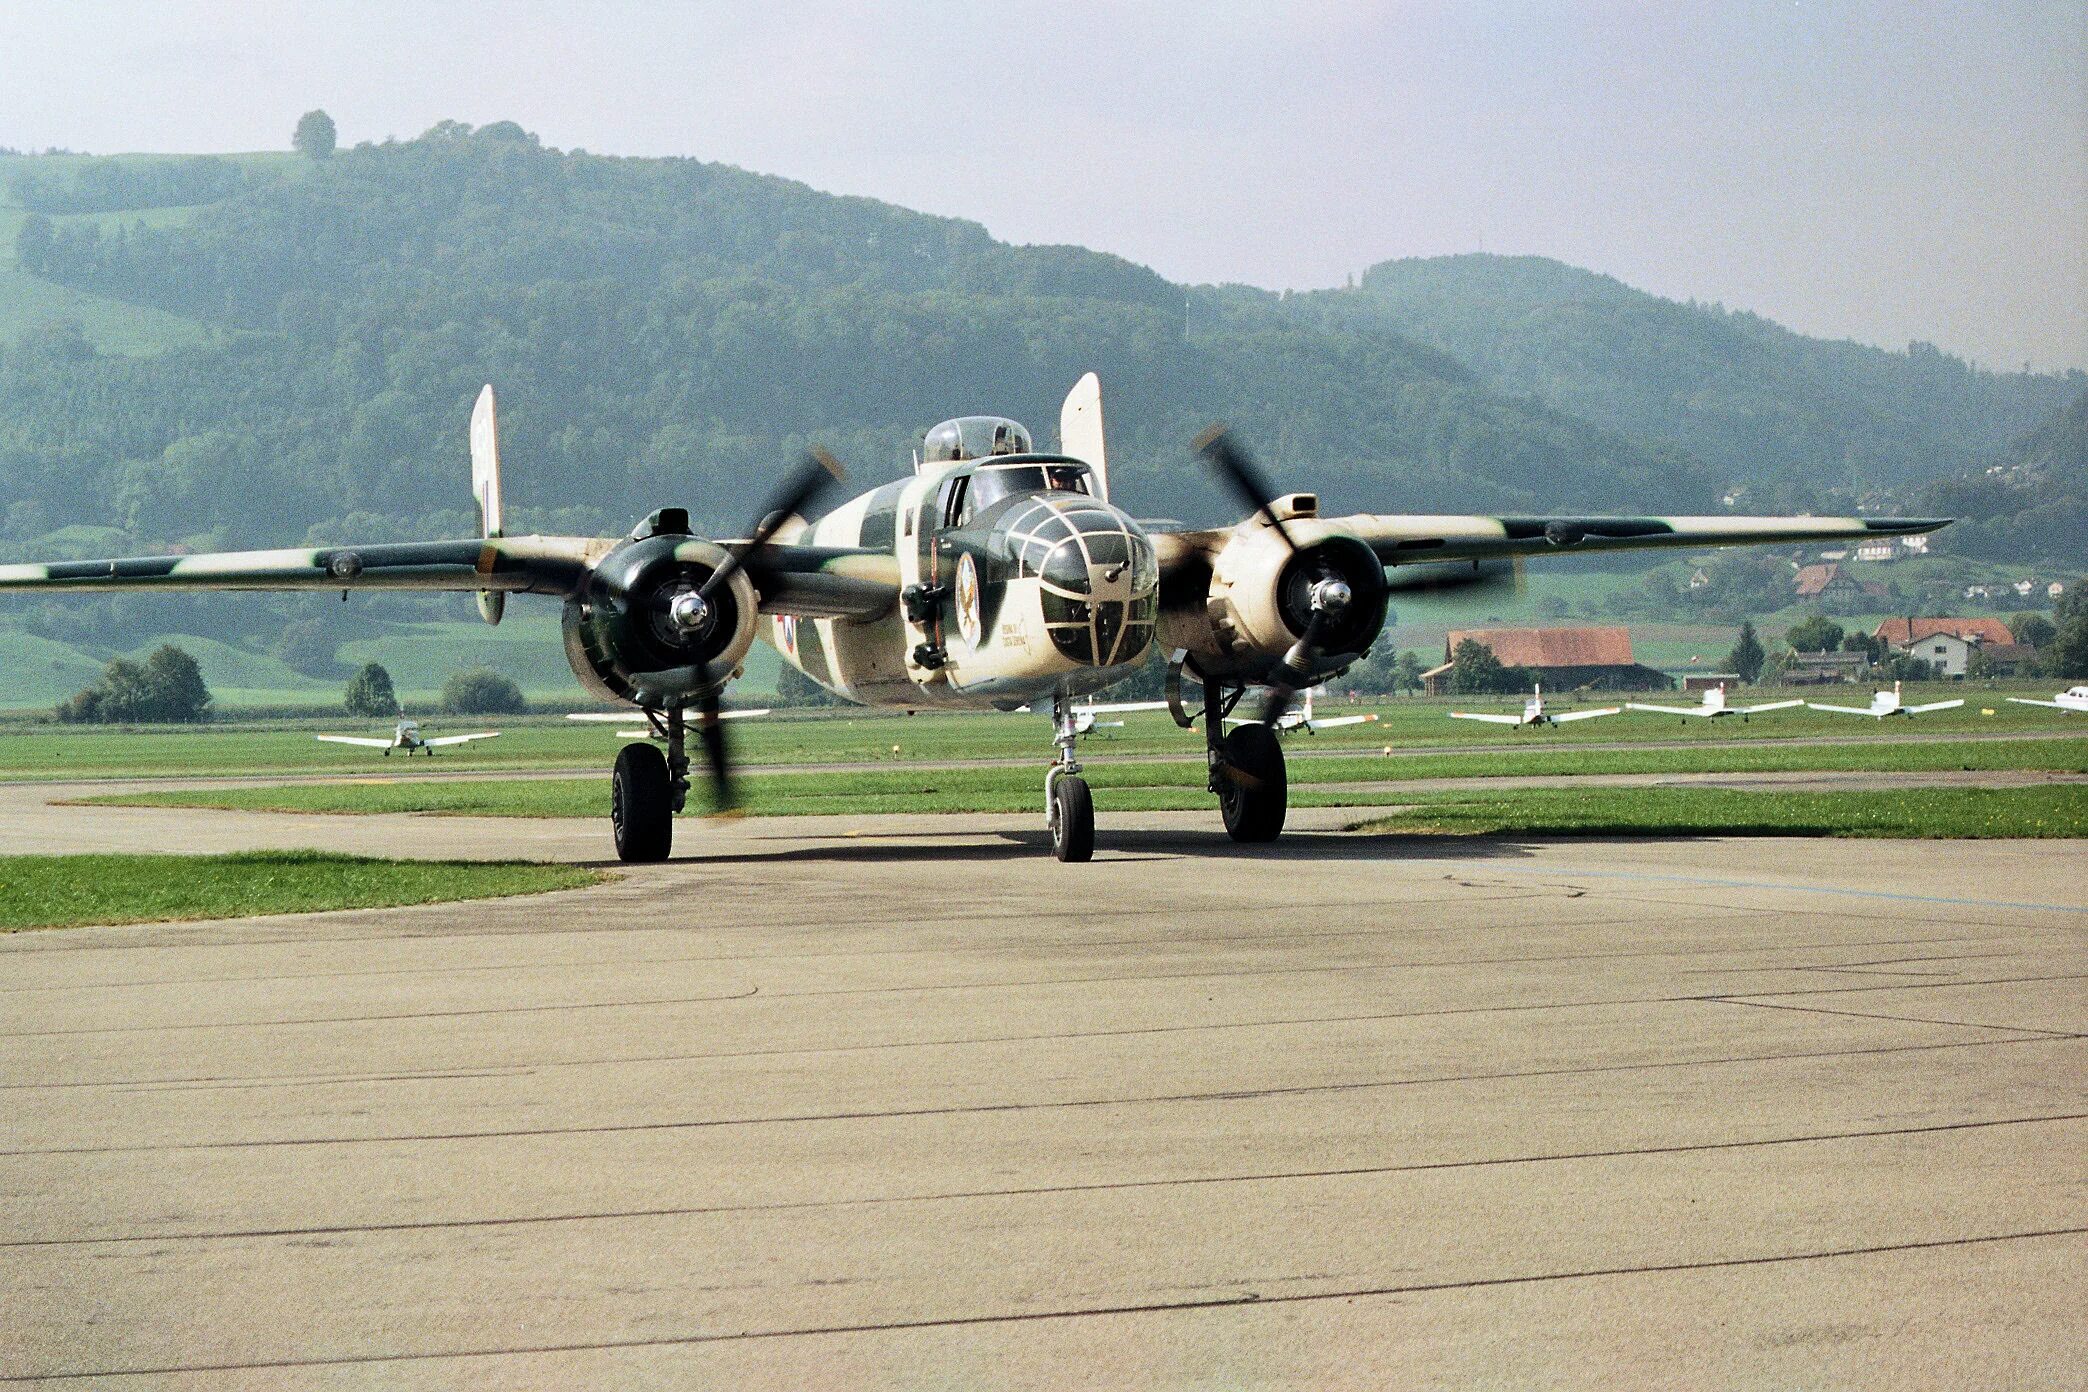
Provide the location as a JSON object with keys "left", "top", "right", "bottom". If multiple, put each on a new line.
{"left": 1296, "top": 254, "right": 2077, "bottom": 495}
{"left": 0, "top": 123, "right": 2075, "bottom": 578}
{"left": 0, "top": 125, "right": 1695, "bottom": 564}
{"left": 1920, "top": 384, "right": 2087, "bottom": 562}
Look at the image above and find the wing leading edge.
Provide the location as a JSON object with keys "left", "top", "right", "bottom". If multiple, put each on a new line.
{"left": 1340, "top": 514, "right": 1949, "bottom": 566}
{"left": 0, "top": 536, "right": 610, "bottom": 596}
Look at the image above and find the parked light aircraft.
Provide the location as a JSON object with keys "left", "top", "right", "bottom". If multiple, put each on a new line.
{"left": 314, "top": 718, "right": 499, "bottom": 756}
{"left": 2007, "top": 686, "right": 2088, "bottom": 714}
{"left": 1625, "top": 684, "right": 1803, "bottom": 721}
{"left": 1448, "top": 684, "right": 1621, "bottom": 728}
{"left": 1807, "top": 681, "right": 1965, "bottom": 719}
{"left": 1225, "top": 688, "right": 1377, "bottom": 734}
{"left": 0, "top": 376, "right": 1948, "bottom": 862}
{"left": 1021, "top": 698, "right": 1172, "bottom": 735}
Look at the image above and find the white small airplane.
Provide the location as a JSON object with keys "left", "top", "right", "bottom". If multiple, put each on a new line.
{"left": 1806, "top": 680, "right": 1964, "bottom": 719}
{"left": 2006, "top": 685, "right": 2088, "bottom": 714}
{"left": 315, "top": 718, "right": 500, "bottom": 756}
{"left": 1022, "top": 698, "right": 1171, "bottom": 735}
{"left": 1448, "top": 684, "right": 1620, "bottom": 728}
{"left": 1225, "top": 688, "right": 1378, "bottom": 735}
{"left": 1625, "top": 684, "right": 1804, "bottom": 721}
{"left": 568, "top": 708, "right": 770, "bottom": 740}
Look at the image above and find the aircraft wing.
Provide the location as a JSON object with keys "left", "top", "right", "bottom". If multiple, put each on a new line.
{"left": 1448, "top": 711, "right": 1528, "bottom": 725}
{"left": 314, "top": 735, "right": 397, "bottom": 748}
{"left": 1325, "top": 514, "right": 1949, "bottom": 567}
{"left": 1736, "top": 699, "right": 1805, "bottom": 715}
{"left": 2006, "top": 697, "right": 2070, "bottom": 710}
{"left": 1903, "top": 699, "right": 1965, "bottom": 715}
{"left": 0, "top": 536, "right": 610, "bottom": 595}
{"left": 1302, "top": 713, "right": 1377, "bottom": 730}
{"left": 568, "top": 708, "right": 770, "bottom": 722}
{"left": 1624, "top": 701, "right": 1709, "bottom": 717}
{"left": 1806, "top": 701, "right": 1881, "bottom": 716}
{"left": 735, "top": 544, "right": 901, "bottom": 621}
{"left": 423, "top": 732, "right": 502, "bottom": 747}
{"left": 1082, "top": 700, "right": 1171, "bottom": 716}
{"left": 1549, "top": 706, "right": 1621, "bottom": 723}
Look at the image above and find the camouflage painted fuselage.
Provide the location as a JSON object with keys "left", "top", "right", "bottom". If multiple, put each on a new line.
{"left": 768, "top": 455, "right": 1159, "bottom": 710}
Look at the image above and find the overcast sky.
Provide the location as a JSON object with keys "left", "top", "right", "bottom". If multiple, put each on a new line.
{"left": 3, "top": 1, "right": 2082, "bottom": 371}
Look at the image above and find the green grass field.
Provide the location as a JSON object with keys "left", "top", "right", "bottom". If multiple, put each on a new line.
{"left": 0, "top": 849, "right": 604, "bottom": 932}
{"left": 72, "top": 735, "right": 2087, "bottom": 821}
{"left": 1354, "top": 786, "right": 2086, "bottom": 840}
{"left": 4, "top": 684, "right": 2080, "bottom": 781}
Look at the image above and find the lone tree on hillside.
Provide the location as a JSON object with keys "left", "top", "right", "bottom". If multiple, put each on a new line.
{"left": 1725, "top": 621, "right": 1766, "bottom": 683}
{"left": 293, "top": 110, "right": 337, "bottom": 160}
{"left": 441, "top": 667, "right": 525, "bottom": 715}
{"left": 56, "top": 644, "right": 211, "bottom": 723}
{"left": 1782, "top": 614, "right": 1845, "bottom": 654}
{"left": 343, "top": 662, "right": 399, "bottom": 717}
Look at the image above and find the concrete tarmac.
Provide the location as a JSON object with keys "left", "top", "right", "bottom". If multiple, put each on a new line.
{"left": 1, "top": 801, "right": 2083, "bottom": 1387}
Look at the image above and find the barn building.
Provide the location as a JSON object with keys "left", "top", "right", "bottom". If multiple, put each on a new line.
{"left": 1421, "top": 627, "right": 1671, "bottom": 694}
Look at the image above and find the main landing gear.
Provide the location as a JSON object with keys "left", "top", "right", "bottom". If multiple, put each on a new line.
{"left": 611, "top": 707, "right": 689, "bottom": 863}
{"left": 1045, "top": 693, "right": 1095, "bottom": 862}
{"left": 1201, "top": 680, "right": 1287, "bottom": 842}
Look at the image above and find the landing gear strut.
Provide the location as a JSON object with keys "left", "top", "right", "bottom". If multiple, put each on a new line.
{"left": 1045, "top": 693, "right": 1095, "bottom": 862}
{"left": 1201, "top": 677, "right": 1287, "bottom": 842}
{"left": 610, "top": 707, "right": 688, "bottom": 863}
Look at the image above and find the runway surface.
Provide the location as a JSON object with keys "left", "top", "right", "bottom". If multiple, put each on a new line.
{"left": 1, "top": 801, "right": 2084, "bottom": 1387}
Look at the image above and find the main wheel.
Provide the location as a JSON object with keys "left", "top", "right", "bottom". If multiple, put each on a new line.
{"left": 611, "top": 742, "right": 674, "bottom": 863}
{"left": 1217, "top": 723, "right": 1287, "bottom": 843}
{"left": 1049, "top": 773, "right": 1095, "bottom": 863}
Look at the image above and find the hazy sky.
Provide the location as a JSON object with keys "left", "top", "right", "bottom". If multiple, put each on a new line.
{"left": 3, "top": 1, "right": 2083, "bottom": 371}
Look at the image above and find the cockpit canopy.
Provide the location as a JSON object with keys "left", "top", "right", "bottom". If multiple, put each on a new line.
{"left": 923, "top": 416, "right": 1032, "bottom": 465}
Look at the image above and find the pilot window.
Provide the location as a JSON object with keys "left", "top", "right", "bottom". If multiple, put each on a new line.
{"left": 966, "top": 464, "right": 1093, "bottom": 516}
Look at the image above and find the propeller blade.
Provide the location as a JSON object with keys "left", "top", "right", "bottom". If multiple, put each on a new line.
{"left": 698, "top": 445, "right": 847, "bottom": 601}
{"left": 693, "top": 684, "right": 738, "bottom": 812}
{"left": 1193, "top": 425, "right": 1295, "bottom": 552}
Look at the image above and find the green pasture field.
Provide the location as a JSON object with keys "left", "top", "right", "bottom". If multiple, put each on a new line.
{"left": 1354, "top": 786, "right": 2087, "bottom": 840}
{"left": 0, "top": 849, "right": 604, "bottom": 933}
{"left": 3, "top": 683, "right": 2081, "bottom": 782}
{"left": 73, "top": 735, "right": 2088, "bottom": 821}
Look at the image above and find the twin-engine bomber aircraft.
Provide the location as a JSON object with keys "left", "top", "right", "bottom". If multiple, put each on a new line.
{"left": 0, "top": 376, "right": 1948, "bottom": 862}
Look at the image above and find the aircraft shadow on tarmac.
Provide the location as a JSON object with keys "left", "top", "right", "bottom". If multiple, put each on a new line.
{"left": 611, "top": 827, "right": 1542, "bottom": 868}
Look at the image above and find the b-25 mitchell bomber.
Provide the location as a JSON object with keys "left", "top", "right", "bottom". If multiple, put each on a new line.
{"left": 0, "top": 375, "right": 1947, "bottom": 862}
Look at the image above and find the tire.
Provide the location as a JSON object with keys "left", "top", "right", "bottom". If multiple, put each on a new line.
{"left": 611, "top": 742, "right": 674, "bottom": 862}
{"left": 1050, "top": 774, "right": 1095, "bottom": 863}
{"left": 1217, "top": 723, "right": 1287, "bottom": 843}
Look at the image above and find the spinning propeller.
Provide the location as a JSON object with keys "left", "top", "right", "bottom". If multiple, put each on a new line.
{"left": 664, "top": 446, "right": 846, "bottom": 810}
{"left": 1193, "top": 425, "right": 1515, "bottom": 726}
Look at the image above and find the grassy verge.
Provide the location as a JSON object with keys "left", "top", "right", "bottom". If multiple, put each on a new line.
{"left": 71, "top": 736, "right": 2086, "bottom": 821}
{"left": 1352, "top": 786, "right": 2087, "bottom": 840}
{"left": 0, "top": 850, "right": 606, "bottom": 932}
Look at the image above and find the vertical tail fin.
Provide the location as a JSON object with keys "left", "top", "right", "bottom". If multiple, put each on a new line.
{"left": 469, "top": 385, "right": 506, "bottom": 625}
{"left": 1059, "top": 372, "right": 1108, "bottom": 502}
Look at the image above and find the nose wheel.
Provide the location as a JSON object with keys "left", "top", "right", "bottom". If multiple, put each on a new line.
{"left": 1045, "top": 694, "right": 1095, "bottom": 862}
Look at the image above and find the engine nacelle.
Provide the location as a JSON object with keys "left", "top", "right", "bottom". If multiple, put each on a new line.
{"left": 561, "top": 533, "right": 759, "bottom": 707}
{"left": 1158, "top": 520, "right": 1391, "bottom": 685}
